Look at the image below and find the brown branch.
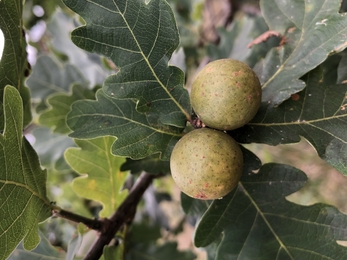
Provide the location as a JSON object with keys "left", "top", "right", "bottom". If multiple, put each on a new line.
{"left": 83, "top": 172, "right": 156, "bottom": 260}
{"left": 247, "top": 30, "right": 282, "bottom": 48}
{"left": 52, "top": 208, "right": 104, "bottom": 231}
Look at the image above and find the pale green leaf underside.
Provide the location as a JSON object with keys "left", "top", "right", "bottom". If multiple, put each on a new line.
{"left": 31, "top": 127, "right": 75, "bottom": 171}
{"left": 62, "top": 0, "right": 191, "bottom": 129}
{"left": 47, "top": 10, "right": 109, "bottom": 86}
{"left": 260, "top": 0, "right": 347, "bottom": 105}
{"left": 39, "top": 84, "right": 96, "bottom": 134}
{"left": 0, "top": 86, "right": 51, "bottom": 260}
{"left": 27, "top": 55, "right": 89, "bottom": 101}
{"left": 8, "top": 232, "right": 65, "bottom": 260}
{"left": 65, "top": 137, "right": 129, "bottom": 217}
{"left": 195, "top": 163, "right": 347, "bottom": 259}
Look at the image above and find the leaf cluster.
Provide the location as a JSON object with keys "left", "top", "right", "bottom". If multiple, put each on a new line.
{"left": 1, "top": 0, "right": 347, "bottom": 259}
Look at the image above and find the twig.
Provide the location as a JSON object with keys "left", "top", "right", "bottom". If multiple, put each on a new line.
{"left": 52, "top": 208, "right": 104, "bottom": 231}
{"left": 247, "top": 30, "right": 282, "bottom": 48}
{"left": 83, "top": 172, "right": 156, "bottom": 260}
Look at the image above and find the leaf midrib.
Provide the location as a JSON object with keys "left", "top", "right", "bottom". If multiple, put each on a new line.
{"left": 114, "top": 0, "right": 190, "bottom": 120}
{"left": 0, "top": 179, "right": 50, "bottom": 205}
{"left": 261, "top": 1, "right": 341, "bottom": 94}
{"left": 248, "top": 113, "right": 347, "bottom": 143}
{"left": 69, "top": 110, "right": 182, "bottom": 137}
{"left": 239, "top": 182, "right": 294, "bottom": 259}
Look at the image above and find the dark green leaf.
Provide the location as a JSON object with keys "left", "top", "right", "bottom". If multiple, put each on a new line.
{"left": 129, "top": 223, "right": 162, "bottom": 244}
{"left": 168, "top": 0, "right": 201, "bottom": 48}
{"left": 337, "top": 53, "right": 347, "bottom": 83}
{"left": 0, "top": 0, "right": 32, "bottom": 128}
{"left": 0, "top": 86, "right": 51, "bottom": 260}
{"left": 208, "top": 14, "right": 279, "bottom": 68}
{"left": 102, "top": 245, "right": 124, "bottom": 260}
{"left": 62, "top": 0, "right": 191, "bottom": 129}
{"left": 194, "top": 163, "right": 347, "bottom": 259}
{"left": 67, "top": 89, "right": 182, "bottom": 160}
{"left": 259, "top": 0, "right": 347, "bottom": 105}
{"left": 205, "top": 235, "right": 223, "bottom": 260}
{"left": 121, "top": 154, "right": 171, "bottom": 174}
{"left": 126, "top": 223, "right": 195, "bottom": 260}
{"left": 180, "top": 192, "right": 211, "bottom": 216}
{"left": 38, "top": 84, "right": 96, "bottom": 134}
{"left": 232, "top": 67, "right": 347, "bottom": 175}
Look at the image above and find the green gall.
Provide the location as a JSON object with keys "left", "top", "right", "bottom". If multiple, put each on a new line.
{"left": 191, "top": 59, "right": 262, "bottom": 130}
{"left": 170, "top": 128, "right": 243, "bottom": 200}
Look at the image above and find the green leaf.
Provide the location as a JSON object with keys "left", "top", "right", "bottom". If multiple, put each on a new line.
{"left": 67, "top": 89, "right": 182, "bottom": 160}
{"left": 232, "top": 66, "right": 347, "bottom": 175}
{"left": 62, "top": 0, "right": 191, "bottom": 129}
{"left": 208, "top": 14, "right": 278, "bottom": 68}
{"left": 121, "top": 154, "right": 170, "bottom": 174}
{"left": 126, "top": 223, "right": 195, "bottom": 260}
{"left": 168, "top": 0, "right": 201, "bottom": 48}
{"left": 0, "top": 86, "right": 51, "bottom": 260}
{"left": 65, "top": 137, "right": 129, "bottom": 217}
{"left": 8, "top": 232, "right": 65, "bottom": 260}
{"left": 194, "top": 163, "right": 347, "bottom": 259}
{"left": 181, "top": 147, "right": 260, "bottom": 217}
{"left": 38, "top": 84, "right": 96, "bottom": 134}
{"left": 337, "top": 53, "right": 347, "bottom": 83}
{"left": 259, "top": 0, "right": 347, "bottom": 105}
{"left": 30, "top": 127, "right": 75, "bottom": 171}
{"left": 127, "top": 242, "right": 196, "bottom": 260}
{"left": 26, "top": 55, "right": 89, "bottom": 101}
{"left": 102, "top": 245, "right": 124, "bottom": 260}
{"left": 180, "top": 192, "right": 211, "bottom": 216}
{"left": 66, "top": 233, "right": 83, "bottom": 260}
{"left": 0, "top": 0, "right": 32, "bottom": 128}
{"left": 47, "top": 10, "right": 110, "bottom": 86}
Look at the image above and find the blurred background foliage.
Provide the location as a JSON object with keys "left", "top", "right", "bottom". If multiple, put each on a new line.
{"left": 4, "top": 0, "right": 347, "bottom": 259}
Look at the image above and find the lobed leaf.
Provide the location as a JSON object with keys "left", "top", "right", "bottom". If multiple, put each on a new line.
{"left": 0, "top": 86, "right": 51, "bottom": 260}
{"left": 26, "top": 55, "right": 89, "bottom": 101}
{"left": 65, "top": 137, "right": 129, "bottom": 217}
{"left": 208, "top": 14, "right": 279, "bottom": 68}
{"left": 102, "top": 245, "right": 124, "bottom": 260}
{"left": 126, "top": 223, "right": 196, "bottom": 260}
{"left": 121, "top": 154, "right": 170, "bottom": 174}
{"left": 39, "top": 84, "right": 96, "bottom": 134}
{"left": 67, "top": 89, "right": 182, "bottom": 160}
{"left": 0, "top": 0, "right": 31, "bottom": 128}
{"left": 30, "top": 127, "right": 75, "bottom": 171}
{"left": 62, "top": 0, "right": 191, "bottom": 129}
{"left": 8, "top": 232, "right": 65, "bottom": 260}
{"left": 194, "top": 162, "right": 347, "bottom": 259}
{"left": 232, "top": 66, "right": 347, "bottom": 175}
{"left": 259, "top": 0, "right": 347, "bottom": 105}
{"left": 47, "top": 10, "right": 110, "bottom": 86}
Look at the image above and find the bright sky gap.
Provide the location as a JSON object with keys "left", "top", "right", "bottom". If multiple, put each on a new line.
{"left": 0, "top": 29, "right": 4, "bottom": 60}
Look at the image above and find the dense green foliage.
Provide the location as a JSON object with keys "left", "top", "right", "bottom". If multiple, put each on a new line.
{"left": 1, "top": 0, "right": 347, "bottom": 259}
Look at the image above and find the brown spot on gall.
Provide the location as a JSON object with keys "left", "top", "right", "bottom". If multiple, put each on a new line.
{"left": 195, "top": 191, "right": 207, "bottom": 199}
{"left": 291, "top": 94, "right": 300, "bottom": 101}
